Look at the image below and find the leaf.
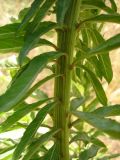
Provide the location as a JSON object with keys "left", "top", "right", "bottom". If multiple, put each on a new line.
{"left": 70, "top": 132, "right": 106, "bottom": 148}
{"left": 0, "top": 37, "right": 24, "bottom": 53}
{"left": 79, "top": 145, "right": 100, "bottom": 160}
{"left": 78, "top": 65, "right": 107, "bottom": 105}
{"left": 43, "top": 144, "right": 58, "bottom": 160}
{"left": 0, "top": 23, "right": 20, "bottom": 39}
{"left": 12, "top": 102, "right": 57, "bottom": 160}
{"left": 0, "top": 98, "right": 51, "bottom": 132}
{"left": 22, "top": 129, "right": 59, "bottom": 160}
{"left": 92, "top": 105, "right": 120, "bottom": 117}
{"left": 70, "top": 97, "right": 85, "bottom": 111}
{"left": 82, "top": 14, "right": 120, "bottom": 24}
{"left": 88, "top": 34, "right": 120, "bottom": 55}
{"left": 56, "top": 0, "right": 72, "bottom": 24}
{"left": 89, "top": 29, "right": 113, "bottom": 83}
{"left": 0, "top": 51, "right": 64, "bottom": 112}
{"left": 109, "top": 0, "right": 117, "bottom": 12}
{"left": 29, "top": 0, "right": 55, "bottom": 32}
{"left": 82, "top": 0, "right": 114, "bottom": 13}
{"left": 18, "top": 0, "right": 44, "bottom": 32}
{"left": 19, "top": 21, "right": 58, "bottom": 64}
{"left": 0, "top": 23, "right": 56, "bottom": 53}
{"left": 72, "top": 111, "right": 120, "bottom": 139}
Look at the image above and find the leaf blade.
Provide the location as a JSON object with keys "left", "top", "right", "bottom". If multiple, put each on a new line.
{"left": 12, "top": 102, "right": 57, "bottom": 160}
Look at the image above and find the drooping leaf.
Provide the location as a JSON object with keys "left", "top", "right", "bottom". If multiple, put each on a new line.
{"left": 0, "top": 51, "right": 64, "bottom": 112}
{"left": 82, "top": 0, "right": 114, "bottom": 13}
{"left": 22, "top": 129, "right": 59, "bottom": 160}
{"left": 72, "top": 111, "right": 120, "bottom": 139}
{"left": 82, "top": 14, "right": 120, "bottom": 24}
{"left": 78, "top": 66, "right": 107, "bottom": 105}
{"left": 0, "top": 98, "right": 51, "bottom": 132}
{"left": 12, "top": 102, "right": 57, "bottom": 160}
{"left": 18, "top": 0, "right": 44, "bottom": 32}
{"left": 89, "top": 29, "right": 113, "bottom": 83}
{"left": 19, "top": 21, "right": 58, "bottom": 64}
{"left": 29, "top": 0, "right": 55, "bottom": 32}
{"left": 56, "top": 0, "right": 72, "bottom": 24}
{"left": 79, "top": 145, "right": 100, "bottom": 160}
{"left": 92, "top": 105, "right": 120, "bottom": 117}
{"left": 88, "top": 34, "right": 120, "bottom": 55}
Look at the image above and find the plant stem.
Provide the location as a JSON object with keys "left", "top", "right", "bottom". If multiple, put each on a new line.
{"left": 54, "top": 1, "right": 81, "bottom": 159}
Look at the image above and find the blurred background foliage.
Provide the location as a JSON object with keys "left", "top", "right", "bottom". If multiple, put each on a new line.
{"left": 0, "top": 0, "right": 120, "bottom": 159}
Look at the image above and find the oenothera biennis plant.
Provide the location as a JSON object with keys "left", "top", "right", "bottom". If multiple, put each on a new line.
{"left": 0, "top": 0, "right": 120, "bottom": 159}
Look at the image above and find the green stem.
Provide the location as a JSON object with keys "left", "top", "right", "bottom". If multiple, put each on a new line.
{"left": 54, "top": 1, "right": 81, "bottom": 159}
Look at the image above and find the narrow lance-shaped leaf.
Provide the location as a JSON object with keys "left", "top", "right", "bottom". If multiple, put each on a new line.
{"left": 0, "top": 98, "right": 51, "bottom": 133}
{"left": 70, "top": 132, "right": 106, "bottom": 148}
{"left": 89, "top": 29, "right": 113, "bottom": 83}
{"left": 72, "top": 111, "right": 120, "bottom": 139}
{"left": 0, "top": 51, "right": 64, "bottom": 112}
{"left": 109, "top": 0, "right": 117, "bottom": 12}
{"left": 81, "top": 14, "right": 120, "bottom": 24}
{"left": 22, "top": 129, "right": 59, "bottom": 160}
{"left": 56, "top": 0, "right": 72, "bottom": 24}
{"left": 79, "top": 144, "right": 100, "bottom": 160}
{"left": 43, "top": 144, "right": 58, "bottom": 160}
{"left": 0, "top": 23, "right": 56, "bottom": 53}
{"left": 18, "top": 0, "right": 44, "bottom": 32}
{"left": 78, "top": 65, "right": 107, "bottom": 105}
{"left": 88, "top": 34, "right": 120, "bottom": 55}
{"left": 19, "top": 21, "right": 58, "bottom": 64}
{"left": 29, "top": 0, "right": 55, "bottom": 32}
{"left": 92, "top": 105, "right": 120, "bottom": 117}
{"left": 82, "top": 0, "right": 114, "bottom": 13}
{"left": 12, "top": 102, "right": 57, "bottom": 160}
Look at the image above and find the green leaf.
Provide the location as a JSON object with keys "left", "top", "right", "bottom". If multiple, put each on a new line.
{"left": 0, "top": 23, "right": 56, "bottom": 53}
{"left": 0, "top": 23, "right": 21, "bottom": 39}
{"left": 22, "top": 129, "right": 59, "bottom": 160}
{"left": 56, "top": 0, "right": 72, "bottom": 24}
{"left": 12, "top": 102, "right": 57, "bottom": 160}
{"left": 82, "top": 14, "right": 120, "bottom": 24}
{"left": 88, "top": 34, "right": 120, "bottom": 55}
{"left": 78, "top": 66, "right": 107, "bottom": 105}
{"left": 89, "top": 29, "right": 113, "bottom": 83}
{"left": 0, "top": 37, "right": 24, "bottom": 53}
{"left": 0, "top": 51, "right": 64, "bottom": 112}
{"left": 109, "top": 0, "right": 117, "bottom": 12}
{"left": 79, "top": 145, "right": 100, "bottom": 160}
{"left": 70, "top": 132, "right": 106, "bottom": 148}
{"left": 43, "top": 144, "right": 58, "bottom": 160}
{"left": 29, "top": 0, "right": 55, "bottom": 32}
{"left": 82, "top": 0, "right": 114, "bottom": 13}
{"left": 92, "top": 105, "right": 120, "bottom": 117}
{"left": 19, "top": 21, "right": 58, "bottom": 64}
{"left": 0, "top": 98, "right": 51, "bottom": 132}
{"left": 70, "top": 97, "right": 85, "bottom": 111}
{"left": 18, "top": 0, "right": 44, "bottom": 32}
{"left": 72, "top": 111, "right": 120, "bottom": 139}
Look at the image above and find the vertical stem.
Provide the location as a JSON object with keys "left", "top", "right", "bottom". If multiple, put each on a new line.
{"left": 54, "top": 1, "right": 80, "bottom": 159}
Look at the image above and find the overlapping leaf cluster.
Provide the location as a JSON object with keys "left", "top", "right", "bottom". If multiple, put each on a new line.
{"left": 0, "top": 0, "right": 120, "bottom": 159}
